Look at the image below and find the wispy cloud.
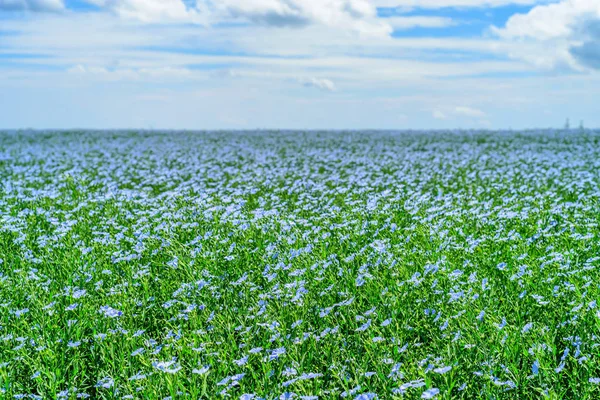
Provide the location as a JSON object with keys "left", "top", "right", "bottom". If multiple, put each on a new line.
{"left": 454, "top": 106, "right": 486, "bottom": 118}
{"left": 385, "top": 16, "right": 456, "bottom": 30}
{"left": 0, "top": 0, "right": 64, "bottom": 12}
{"left": 301, "top": 77, "right": 336, "bottom": 92}
{"left": 433, "top": 106, "right": 487, "bottom": 121}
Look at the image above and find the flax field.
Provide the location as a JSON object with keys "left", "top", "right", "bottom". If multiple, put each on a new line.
{"left": 1, "top": 130, "right": 600, "bottom": 399}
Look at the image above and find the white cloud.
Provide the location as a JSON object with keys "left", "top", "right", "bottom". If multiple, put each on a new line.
{"left": 433, "top": 106, "right": 486, "bottom": 120}
{"left": 454, "top": 106, "right": 486, "bottom": 117}
{"left": 67, "top": 63, "right": 194, "bottom": 81}
{"left": 80, "top": 0, "right": 392, "bottom": 36}
{"left": 0, "top": 13, "right": 536, "bottom": 85}
{"left": 0, "top": 0, "right": 64, "bottom": 12}
{"left": 215, "top": 0, "right": 392, "bottom": 36}
{"left": 371, "top": 0, "right": 545, "bottom": 8}
{"left": 492, "top": 0, "right": 600, "bottom": 70}
{"left": 67, "top": 64, "right": 88, "bottom": 74}
{"left": 493, "top": 0, "right": 600, "bottom": 41}
{"left": 301, "top": 77, "right": 336, "bottom": 91}
{"left": 385, "top": 16, "right": 455, "bottom": 30}
{"left": 433, "top": 110, "right": 447, "bottom": 119}
{"left": 84, "top": 0, "right": 206, "bottom": 23}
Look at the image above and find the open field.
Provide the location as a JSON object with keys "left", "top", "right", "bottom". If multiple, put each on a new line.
{"left": 1, "top": 130, "right": 600, "bottom": 399}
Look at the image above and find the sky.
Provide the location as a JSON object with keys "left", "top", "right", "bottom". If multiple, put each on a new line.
{"left": 0, "top": 0, "right": 599, "bottom": 130}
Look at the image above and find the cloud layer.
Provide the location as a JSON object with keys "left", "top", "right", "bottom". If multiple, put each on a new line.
{"left": 78, "top": 0, "right": 391, "bottom": 36}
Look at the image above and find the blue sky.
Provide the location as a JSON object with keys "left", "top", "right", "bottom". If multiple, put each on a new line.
{"left": 0, "top": 0, "right": 599, "bottom": 130}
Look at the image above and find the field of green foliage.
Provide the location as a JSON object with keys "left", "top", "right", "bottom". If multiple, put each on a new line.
{"left": 1, "top": 130, "right": 600, "bottom": 399}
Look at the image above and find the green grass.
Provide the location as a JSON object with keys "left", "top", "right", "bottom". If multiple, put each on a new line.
{"left": 1, "top": 130, "right": 600, "bottom": 399}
